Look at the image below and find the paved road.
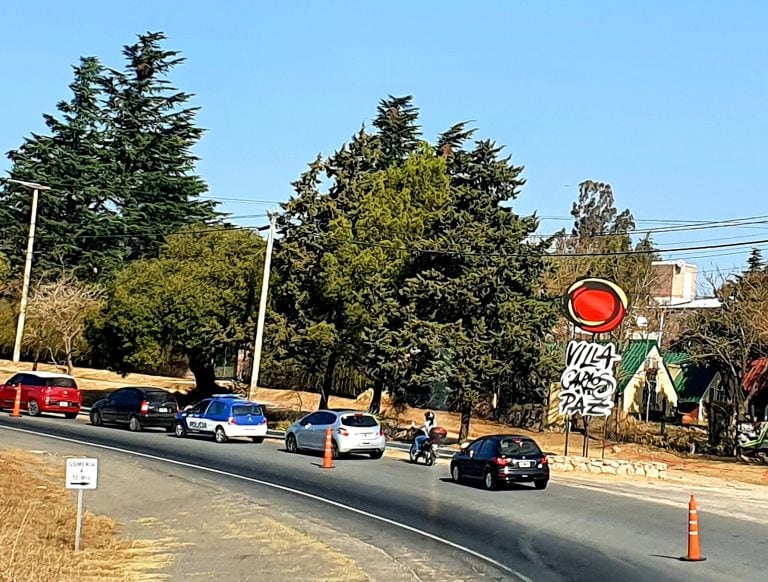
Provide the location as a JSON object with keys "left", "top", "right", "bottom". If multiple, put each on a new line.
{"left": 0, "top": 413, "right": 764, "bottom": 582}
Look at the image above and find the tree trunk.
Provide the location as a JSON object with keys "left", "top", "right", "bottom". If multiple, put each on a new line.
{"left": 319, "top": 352, "right": 337, "bottom": 410}
{"left": 188, "top": 356, "right": 219, "bottom": 399}
{"left": 458, "top": 402, "right": 472, "bottom": 443}
{"left": 66, "top": 352, "right": 74, "bottom": 376}
{"left": 368, "top": 380, "right": 384, "bottom": 415}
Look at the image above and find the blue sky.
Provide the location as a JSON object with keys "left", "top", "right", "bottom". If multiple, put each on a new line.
{"left": 2, "top": 1, "right": 767, "bottom": 283}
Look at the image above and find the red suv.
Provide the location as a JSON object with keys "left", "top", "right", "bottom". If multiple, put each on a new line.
{"left": 0, "top": 371, "right": 82, "bottom": 418}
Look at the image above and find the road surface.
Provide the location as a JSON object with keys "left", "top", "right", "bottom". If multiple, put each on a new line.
{"left": 0, "top": 413, "right": 764, "bottom": 582}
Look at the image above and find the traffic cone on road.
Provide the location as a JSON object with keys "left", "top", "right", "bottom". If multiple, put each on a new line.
{"left": 680, "top": 494, "right": 706, "bottom": 562}
{"left": 10, "top": 385, "right": 22, "bottom": 418}
{"left": 322, "top": 427, "right": 334, "bottom": 469}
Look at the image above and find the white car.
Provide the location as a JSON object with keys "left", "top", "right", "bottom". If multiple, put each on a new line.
{"left": 285, "top": 409, "right": 386, "bottom": 459}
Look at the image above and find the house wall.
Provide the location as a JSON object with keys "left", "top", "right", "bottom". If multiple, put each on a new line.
{"left": 650, "top": 261, "right": 698, "bottom": 301}
{"left": 622, "top": 347, "right": 678, "bottom": 414}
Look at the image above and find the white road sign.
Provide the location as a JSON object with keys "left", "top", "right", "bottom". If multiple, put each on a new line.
{"left": 65, "top": 457, "right": 99, "bottom": 490}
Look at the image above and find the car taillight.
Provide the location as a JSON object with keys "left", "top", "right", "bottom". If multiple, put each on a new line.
{"left": 228, "top": 416, "right": 238, "bottom": 425}
{"left": 492, "top": 457, "right": 510, "bottom": 466}
{"left": 379, "top": 426, "right": 384, "bottom": 437}
{"left": 140, "top": 400, "right": 149, "bottom": 414}
{"left": 541, "top": 456, "right": 548, "bottom": 465}
{"left": 336, "top": 428, "right": 349, "bottom": 436}
{"left": 258, "top": 417, "right": 266, "bottom": 424}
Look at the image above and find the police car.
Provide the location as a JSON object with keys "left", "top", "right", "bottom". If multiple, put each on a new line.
{"left": 173, "top": 394, "right": 268, "bottom": 443}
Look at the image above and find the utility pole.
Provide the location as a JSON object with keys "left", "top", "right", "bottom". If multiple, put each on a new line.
{"left": 3, "top": 179, "right": 51, "bottom": 363}
{"left": 249, "top": 212, "right": 277, "bottom": 399}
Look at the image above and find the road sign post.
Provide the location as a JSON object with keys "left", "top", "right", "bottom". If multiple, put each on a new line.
{"left": 65, "top": 457, "right": 98, "bottom": 551}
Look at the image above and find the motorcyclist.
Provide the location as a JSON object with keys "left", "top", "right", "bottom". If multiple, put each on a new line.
{"left": 414, "top": 411, "right": 436, "bottom": 454}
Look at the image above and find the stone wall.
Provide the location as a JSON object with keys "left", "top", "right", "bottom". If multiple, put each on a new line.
{"left": 548, "top": 455, "right": 667, "bottom": 479}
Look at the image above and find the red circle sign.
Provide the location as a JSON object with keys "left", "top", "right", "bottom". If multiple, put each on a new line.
{"left": 563, "top": 278, "right": 628, "bottom": 334}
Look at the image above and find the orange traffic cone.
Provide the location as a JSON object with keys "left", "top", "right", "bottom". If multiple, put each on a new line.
{"left": 680, "top": 495, "right": 706, "bottom": 562}
{"left": 322, "top": 426, "right": 334, "bottom": 469}
{"left": 10, "top": 385, "right": 22, "bottom": 418}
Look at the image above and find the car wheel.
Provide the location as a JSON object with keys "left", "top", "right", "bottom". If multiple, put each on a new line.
{"left": 369, "top": 450, "right": 384, "bottom": 459}
{"left": 128, "top": 415, "right": 142, "bottom": 432}
{"left": 252, "top": 437, "right": 264, "bottom": 443}
{"left": 451, "top": 463, "right": 462, "bottom": 483}
{"left": 534, "top": 479, "right": 549, "bottom": 490}
{"left": 90, "top": 410, "right": 103, "bottom": 426}
{"left": 64, "top": 412, "right": 78, "bottom": 419}
{"left": 27, "top": 399, "right": 41, "bottom": 417}
{"left": 215, "top": 426, "right": 228, "bottom": 443}
{"left": 483, "top": 469, "right": 498, "bottom": 491}
{"left": 174, "top": 421, "right": 187, "bottom": 438}
{"left": 285, "top": 433, "right": 298, "bottom": 453}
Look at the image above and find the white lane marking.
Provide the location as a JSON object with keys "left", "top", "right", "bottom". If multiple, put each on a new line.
{"left": 0, "top": 424, "right": 531, "bottom": 582}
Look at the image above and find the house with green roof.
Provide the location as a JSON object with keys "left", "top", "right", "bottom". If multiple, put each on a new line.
{"left": 617, "top": 340, "right": 678, "bottom": 416}
{"left": 664, "top": 354, "right": 723, "bottom": 426}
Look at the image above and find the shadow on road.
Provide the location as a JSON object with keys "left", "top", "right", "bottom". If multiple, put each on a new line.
{"left": 437, "top": 477, "right": 540, "bottom": 492}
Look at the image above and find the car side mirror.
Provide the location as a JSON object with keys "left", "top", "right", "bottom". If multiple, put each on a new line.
{"left": 305, "top": 423, "right": 312, "bottom": 428}
{"left": 468, "top": 450, "right": 475, "bottom": 458}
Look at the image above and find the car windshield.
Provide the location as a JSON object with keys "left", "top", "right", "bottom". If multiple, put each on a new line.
{"left": 46, "top": 378, "right": 77, "bottom": 388}
{"left": 232, "top": 404, "right": 264, "bottom": 417}
{"left": 499, "top": 439, "right": 540, "bottom": 456}
{"left": 340, "top": 414, "right": 378, "bottom": 427}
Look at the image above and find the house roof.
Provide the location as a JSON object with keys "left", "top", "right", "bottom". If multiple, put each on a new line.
{"left": 662, "top": 351, "right": 689, "bottom": 365}
{"left": 617, "top": 340, "right": 659, "bottom": 392}
{"left": 673, "top": 362, "right": 719, "bottom": 403}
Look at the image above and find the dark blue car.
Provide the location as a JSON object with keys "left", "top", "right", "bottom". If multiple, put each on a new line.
{"left": 173, "top": 394, "right": 268, "bottom": 443}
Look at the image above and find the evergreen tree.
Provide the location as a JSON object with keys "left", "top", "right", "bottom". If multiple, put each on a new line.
{"left": 274, "top": 97, "right": 558, "bottom": 434}
{"left": 0, "top": 57, "right": 122, "bottom": 279}
{"left": 747, "top": 247, "right": 764, "bottom": 273}
{"left": 0, "top": 32, "right": 217, "bottom": 281}
{"left": 395, "top": 135, "right": 559, "bottom": 440}
{"left": 102, "top": 31, "right": 218, "bottom": 261}
{"left": 273, "top": 96, "right": 423, "bottom": 408}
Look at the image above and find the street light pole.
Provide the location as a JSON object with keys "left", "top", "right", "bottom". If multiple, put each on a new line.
{"left": 3, "top": 179, "right": 51, "bottom": 363}
{"left": 248, "top": 212, "right": 277, "bottom": 399}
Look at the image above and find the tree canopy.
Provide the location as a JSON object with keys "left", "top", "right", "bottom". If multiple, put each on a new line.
{"left": 0, "top": 32, "right": 217, "bottom": 282}
{"left": 272, "top": 97, "right": 558, "bottom": 434}
{"left": 92, "top": 226, "right": 265, "bottom": 394}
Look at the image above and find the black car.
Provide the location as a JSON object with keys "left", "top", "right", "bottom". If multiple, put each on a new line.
{"left": 450, "top": 434, "right": 549, "bottom": 490}
{"left": 90, "top": 387, "right": 179, "bottom": 432}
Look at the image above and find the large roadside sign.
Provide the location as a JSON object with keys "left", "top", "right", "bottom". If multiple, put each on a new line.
{"left": 65, "top": 457, "right": 99, "bottom": 490}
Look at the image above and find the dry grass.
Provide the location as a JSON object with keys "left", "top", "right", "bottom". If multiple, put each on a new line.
{"left": 0, "top": 359, "right": 195, "bottom": 394}
{"left": 0, "top": 451, "right": 170, "bottom": 582}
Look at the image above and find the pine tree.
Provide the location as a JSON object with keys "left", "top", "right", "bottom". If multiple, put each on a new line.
{"left": 0, "top": 32, "right": 218, "bottom": 280}
{"left": 274, "top": 96, "right": 423, "bottom": 408}
{"left": 0, "top": 57, "right": 122, "bottom": 279}
{"left": 747, "top": 248, "right": 764, "bottom": 273}
{"left": 102, "top": 32, "right": 218, "bottom": 261}
{"left": 396, "top": 134, "right": 559, "bottom": 440}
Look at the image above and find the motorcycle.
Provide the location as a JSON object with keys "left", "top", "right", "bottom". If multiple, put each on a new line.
{"left": 409, "top": 426, "right": 447, "bottom": 466}
{"left": 737, "top": 421, "right": 768, "bottom": 464}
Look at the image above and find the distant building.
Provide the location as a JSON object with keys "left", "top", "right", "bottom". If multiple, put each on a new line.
{"left": 651, "top": 260, "right": 697, "bottom": 302}
{"left": 650, "top": 260, "right": 720, "bottom": 309}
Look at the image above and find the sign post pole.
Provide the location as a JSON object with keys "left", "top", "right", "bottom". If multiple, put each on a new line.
{"left": 75, "top": 489, "right": 84, "bottom": 551}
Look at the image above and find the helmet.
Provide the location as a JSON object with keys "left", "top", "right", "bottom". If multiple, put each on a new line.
{"left": 425, "top": 411, "right": 435, "bottom": 421}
